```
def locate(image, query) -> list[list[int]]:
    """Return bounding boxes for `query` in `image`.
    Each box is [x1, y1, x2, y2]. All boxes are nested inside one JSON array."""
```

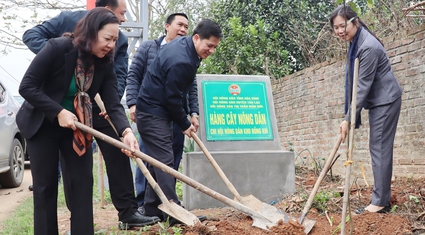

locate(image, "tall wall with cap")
[[271, 25, 425, 182]]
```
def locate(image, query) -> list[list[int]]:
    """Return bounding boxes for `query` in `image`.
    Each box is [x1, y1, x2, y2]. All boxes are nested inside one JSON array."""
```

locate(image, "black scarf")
[[345, 27, 362, 129]]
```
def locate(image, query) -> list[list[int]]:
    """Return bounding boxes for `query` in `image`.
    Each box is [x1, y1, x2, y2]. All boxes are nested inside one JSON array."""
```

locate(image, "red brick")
[[411, 159, 425, 165], [402, 38, 415, 45]]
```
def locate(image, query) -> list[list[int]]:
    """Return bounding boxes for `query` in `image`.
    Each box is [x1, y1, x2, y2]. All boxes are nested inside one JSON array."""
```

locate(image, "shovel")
[[75, 121, 285, 230], [190, 132, 315, 234], [341, 58, 360, 235], [298, 134, 342, 226], [134, 158, 200, 226], [93, 95, 199, 226]]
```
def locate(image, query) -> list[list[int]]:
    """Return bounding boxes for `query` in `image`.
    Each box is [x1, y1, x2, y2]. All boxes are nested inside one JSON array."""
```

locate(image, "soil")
[[56, 166, 425, 234]]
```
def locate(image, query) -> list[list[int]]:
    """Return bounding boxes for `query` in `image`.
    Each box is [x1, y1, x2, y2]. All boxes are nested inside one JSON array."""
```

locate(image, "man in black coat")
[[22, 0, 159, 229], [134, 19, 222, 222], [126, 12, 199, 211]]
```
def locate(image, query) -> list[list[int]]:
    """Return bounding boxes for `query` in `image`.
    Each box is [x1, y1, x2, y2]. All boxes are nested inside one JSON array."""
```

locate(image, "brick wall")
[[271, 25, 425, 182]]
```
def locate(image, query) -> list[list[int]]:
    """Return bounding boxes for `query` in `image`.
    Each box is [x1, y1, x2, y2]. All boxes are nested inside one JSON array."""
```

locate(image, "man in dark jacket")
[[22, 0, 160, 229], [126, 13, 199, 212], [134, 19, 222, 223]]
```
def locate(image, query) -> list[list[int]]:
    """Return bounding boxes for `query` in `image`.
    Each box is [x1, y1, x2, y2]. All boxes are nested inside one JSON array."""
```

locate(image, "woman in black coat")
[[17, 8, 138, 235]]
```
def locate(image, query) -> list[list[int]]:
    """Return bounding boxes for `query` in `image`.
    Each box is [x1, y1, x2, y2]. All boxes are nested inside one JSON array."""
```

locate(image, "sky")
[[0, 0, 137, 95], [0, 2, 60, 94], [0, 49, 35, 94], [0, 1, 75, 95]]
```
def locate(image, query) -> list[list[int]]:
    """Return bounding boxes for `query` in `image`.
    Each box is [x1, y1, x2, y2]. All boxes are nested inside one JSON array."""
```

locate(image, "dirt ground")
[[0, 167, 32, 229], [56, 166, 425, 235]]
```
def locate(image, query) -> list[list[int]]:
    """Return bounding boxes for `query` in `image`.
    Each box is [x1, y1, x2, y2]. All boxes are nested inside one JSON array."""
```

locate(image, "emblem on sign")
[[228, 84, 241, 95]]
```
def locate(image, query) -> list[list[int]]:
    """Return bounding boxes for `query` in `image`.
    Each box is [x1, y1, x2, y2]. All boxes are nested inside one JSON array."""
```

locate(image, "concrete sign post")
[[183, 74, 295, 210]]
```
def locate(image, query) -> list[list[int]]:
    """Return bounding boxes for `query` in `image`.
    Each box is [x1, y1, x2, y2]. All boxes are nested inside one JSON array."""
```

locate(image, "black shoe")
[[138, 205, 145, 215], [355, 205, 391, 214], [377, 205, 391, 213], [168, 215, 207, 226], [198, 215, 207, 222], [354, 207, 366, 214], [28, 185, 33, 191], [118, 211, 160, 230]]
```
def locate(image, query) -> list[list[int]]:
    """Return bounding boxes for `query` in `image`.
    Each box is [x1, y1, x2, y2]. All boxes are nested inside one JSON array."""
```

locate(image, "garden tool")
[[74, 121, 289, 231], [341, 58, 360, 235], [93, 95, 200, 226], [133, 157, 200, 226], [298, 134, 342, 228], [190, 132, 316, 234]]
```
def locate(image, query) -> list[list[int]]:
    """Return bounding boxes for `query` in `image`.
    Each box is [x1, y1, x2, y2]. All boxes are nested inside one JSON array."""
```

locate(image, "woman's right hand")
[[57, 109, 78, 130], [339, 120, 349, 142]]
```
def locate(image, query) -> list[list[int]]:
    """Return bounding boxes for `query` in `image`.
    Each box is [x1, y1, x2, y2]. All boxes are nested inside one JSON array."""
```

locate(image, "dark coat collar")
[[184, 36, 201, 68], [356, 26, 368, 47]]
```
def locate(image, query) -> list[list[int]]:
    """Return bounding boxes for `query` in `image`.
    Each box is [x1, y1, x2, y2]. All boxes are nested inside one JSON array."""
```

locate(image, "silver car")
[[13, 94, 29, 162], [0, 80, 25, 188]]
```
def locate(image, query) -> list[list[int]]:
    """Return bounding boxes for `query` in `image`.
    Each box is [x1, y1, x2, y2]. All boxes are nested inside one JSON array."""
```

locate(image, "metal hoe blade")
[[74, 122, 279, 230], [242, 194, 315, 233], [135, 158, 199, 226], [191, 132, 316, 233]]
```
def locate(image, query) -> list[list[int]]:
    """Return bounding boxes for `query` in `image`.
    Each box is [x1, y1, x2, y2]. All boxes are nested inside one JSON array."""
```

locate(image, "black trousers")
[[172, 122, 185, 171], [62, 108, 138, 220], [137, 112, 180, 219], [28, 118, 93, 235]]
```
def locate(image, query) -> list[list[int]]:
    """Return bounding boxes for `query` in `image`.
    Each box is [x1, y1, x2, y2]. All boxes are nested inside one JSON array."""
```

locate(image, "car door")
[[0, 82, 15, 168]]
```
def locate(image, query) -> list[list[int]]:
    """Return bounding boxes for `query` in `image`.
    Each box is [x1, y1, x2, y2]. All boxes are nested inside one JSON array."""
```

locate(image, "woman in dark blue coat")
[[330, 5, 402, 214], [17, 8, 138, 235]]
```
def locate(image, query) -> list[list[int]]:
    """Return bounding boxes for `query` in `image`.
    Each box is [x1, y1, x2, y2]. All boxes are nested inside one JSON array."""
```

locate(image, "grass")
[[0, 153, 184, 235], [1, 196, 34, 235], [1, 174, 68, 235]]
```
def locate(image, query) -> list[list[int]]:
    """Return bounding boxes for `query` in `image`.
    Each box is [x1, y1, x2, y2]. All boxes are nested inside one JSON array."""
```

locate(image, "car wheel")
[[0, 138, 25, 188]]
